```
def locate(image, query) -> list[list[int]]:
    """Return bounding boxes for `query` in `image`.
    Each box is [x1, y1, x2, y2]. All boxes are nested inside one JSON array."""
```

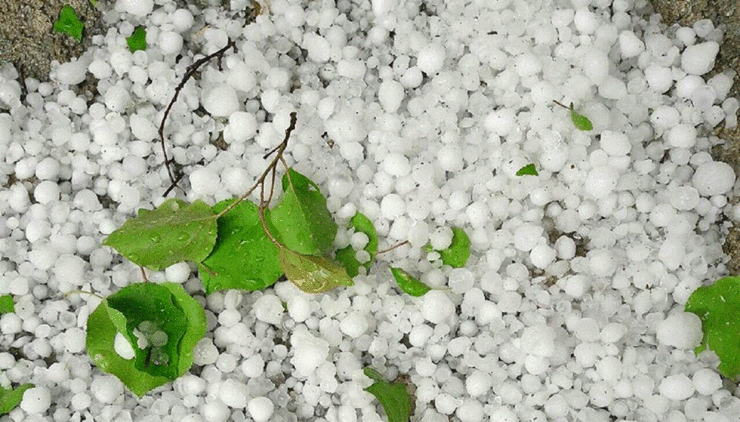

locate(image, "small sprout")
[[554, 100, 593, 131], [53, 5, 84, 42], [127, 26, 147, 52], [364, 368, 413, 422], [516, 163, 538, 176], [0, 295, 13, 315], [391, 267, 431, 297]]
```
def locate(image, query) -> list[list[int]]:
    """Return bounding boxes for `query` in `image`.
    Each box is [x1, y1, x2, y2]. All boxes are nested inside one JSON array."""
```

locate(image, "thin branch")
[[376, 240, 410, 255]]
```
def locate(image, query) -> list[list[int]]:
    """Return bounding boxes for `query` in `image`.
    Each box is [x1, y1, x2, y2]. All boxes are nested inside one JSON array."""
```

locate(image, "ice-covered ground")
[[1, 0, 740, 421]]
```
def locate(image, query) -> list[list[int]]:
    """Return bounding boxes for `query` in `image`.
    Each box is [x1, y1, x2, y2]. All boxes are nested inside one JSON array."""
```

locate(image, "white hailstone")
[[290, 330, 329, 377], [219, 379, 248, 408], [104, 85, 132, 112], [619, 30, 645, 58], [600, 323, 627, 343], [71, 392, 91, 411], [339, 312, 369, 338], [421, 290, 455, 324], [53, 254, 86, 285], [588, 249, 616, 277], [20, 386, 51, 414], [253, 294, 284, 325], [449, 268, 475, 294], [490, 406, 518, 422], [165, 262, 191, 283], [585, 166, 619, 198], [114, 332, 135, 360], [227, 63, 256, 93], [383, 153, 411, 177], [497, 291, 522, 313], [513, 223, 543, 252], [325, 112, 367, 144], [192, 338, 219, 365], [589, 381, 614, 407], [241, 354, 265, 378], [35, 157, 60, 180], [287, 296, 311, 323], [1, 314, 22, 334], [200, 400, 230, 422], [573, 318, 601, 342], [564, 274, 590, 298], [484, 109, 517, 136], [659, 374, 695, 401], [681, 42, 719, 75], [466, 202, 489, 228], [202, 85, 239, 117], [435, 393, 459, 414], [644, 65, 673, 93], [248, 397, 275, 422], [189, 167, 220, 197], [437, 144, 464, 172], [117, 0, 154, 17], [64, 327, 86, 353], [417, 43, 446, 75], [692, 368, 722, 395], [159, 31, 184, 56], [409, 324, 433, 348], [692, 161, 735, 196], [530, 244, 556, 269], [226, 112, 258, 143], [25, 219, 51, 243], [91, 375, 124, 404], [378, 80, 405, 113], [129, 114, 158, 142], [218, 309, 241, 328], [303, 33, 332, 63], [655, 312, 703, 349], [599, 131, 631, 156], [56, 60, 87, 85], [596, 356, 622, 382], [380, 194, 405, 220], [466, 370, 492, 397], [520, 325, 555, 357], [171, 9, 194, 32], [456, 399, 484, 422], [581, 48, 609, 84]]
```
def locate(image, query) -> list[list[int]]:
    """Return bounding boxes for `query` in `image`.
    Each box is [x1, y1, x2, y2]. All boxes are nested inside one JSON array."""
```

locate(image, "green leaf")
[[0, 295, 13, 314], [103, 198, 218, 271], [570, 107, 593, 131], [430, 227, 471, 268], [390, 268, 431, 297], [269, 169, 337, 256], [198, 199, 282, 295], [685, 276, 740, 379], [363, 368, 412, 422], [53, 5, 84, 42], [279, 247, 353, 293], [335, 212, 379, 277], [86, 282, 206, 396], [127, 26, 147, 52], [0, 383, 33, 415], [515, 163, 538, 176]]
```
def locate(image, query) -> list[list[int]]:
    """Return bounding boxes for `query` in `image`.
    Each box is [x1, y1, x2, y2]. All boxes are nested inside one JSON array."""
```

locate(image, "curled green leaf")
[[53, 5, 84, 42], [103, 198, 217, 271], [279, 247, 353, 293], [86, 282, 206, 396], [427, 227, 471, 268], [269, 168, 337, 256], [685, 276, 740, 379], [127, 26, 147, 52], [336, 212, 379, 277], [198, 199, 282, 294], [515, 163, 538, 176], [390, 268, 431, 297], [363, 368, 413, 422]]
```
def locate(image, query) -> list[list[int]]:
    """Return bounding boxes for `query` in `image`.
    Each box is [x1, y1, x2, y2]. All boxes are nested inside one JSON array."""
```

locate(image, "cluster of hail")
[[1, 0, 739, 421]]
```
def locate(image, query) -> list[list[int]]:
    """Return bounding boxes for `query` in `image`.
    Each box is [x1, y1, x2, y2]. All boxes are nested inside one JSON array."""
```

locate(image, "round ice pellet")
[[380, 194, 405, 220], [91, 375, 124, 404], [202, 85, 239, 117], [588, 249, 616, 277], [253, 294, 284, 325], [189, 167, 220, 197], [417, 43, 446, 75], [378, 80, 405, 113], [599, 131, 631, 156], [114, 332, 135, 360], [118, 0, 154, 17], [655, 312, 702, 349], [219, 379, 247, 408], [681, 42, 719, 75], [692, 368, 722, 395], [339, 311, 369, 338], [421, 290, 455, 324], [241, 354, 265, 378], [165, 262, 191, 283], [248, 397, 275, 422], [20, 386, 51, 413], [659, 374, 695, 401], [530, 244, 556, 269], [584, 166, 619, 199], [692, 161, 735, 196]]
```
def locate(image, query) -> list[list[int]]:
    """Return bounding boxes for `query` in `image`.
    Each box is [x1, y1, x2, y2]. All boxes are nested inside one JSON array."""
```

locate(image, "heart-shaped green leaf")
[[269, 169, 337, 256], [53, 5, 84, 42], [0, 383, 33, 415], [103, 198, 217, 271], [336, 212, 378, 277], [390, 268, 431, 297], [86, 282, 206, 396], [685, 276, 740, 379], [127, 26, 147, 52], [364, 368, 413, 422], [279, 247, 353, 293], [198, 199, 282, 294]]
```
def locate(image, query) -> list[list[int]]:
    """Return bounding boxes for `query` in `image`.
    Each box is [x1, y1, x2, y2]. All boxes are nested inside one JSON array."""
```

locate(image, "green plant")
[[0, 295, 13, 314], [127, 26, 147, 52], [554, 100, 593, 131], [53, 5, 84, 42], [335, 212, 378, 277], [424, 227, 471, 268], [685, 276, 740, 380], [0, 383, 33, 415], [390, 268, 431, 297], [516, 163, 538, 176], [364, 368, 413, 422]]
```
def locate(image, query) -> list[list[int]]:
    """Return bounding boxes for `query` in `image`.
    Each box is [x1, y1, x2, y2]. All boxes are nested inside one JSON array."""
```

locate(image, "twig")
[[376, 240, 410, 255]]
